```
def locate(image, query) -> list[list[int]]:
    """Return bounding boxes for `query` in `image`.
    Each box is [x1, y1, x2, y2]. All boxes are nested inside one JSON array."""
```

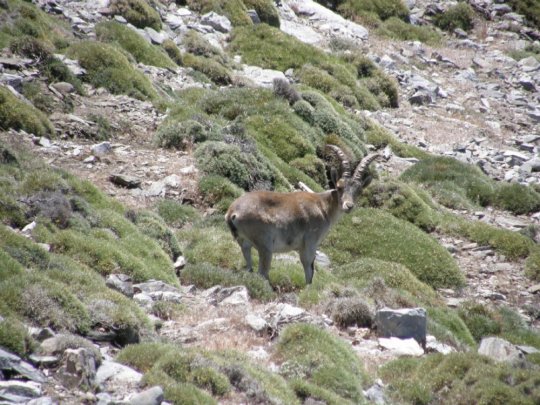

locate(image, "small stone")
[[378, 337, 424, 356], [174, 256, 186, 270], [247, 9, 261, 24], [105, 274, 134, 297], [129, 386, 164, 405], [245, 314, 268, 332], [478, 337, 523, 363], [51, 82, 75, 94], [528, 284, 540, 294], [201, 11, 232, 33], [91, 142, 112, 156], [109, 174, 142, 189], [409, 90, 433, 105], [56, 348, 97, 390], [95, 360, 142, 387]]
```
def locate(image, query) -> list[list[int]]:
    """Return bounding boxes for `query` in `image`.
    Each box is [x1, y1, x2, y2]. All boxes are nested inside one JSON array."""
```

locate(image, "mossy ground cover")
[[228, 24, 398, 110], [67, 41, 157, 100], [509, 0, 540, 29], [276, 323, 368, 403], [0, 85, 54, 136], [380, 352, 540, 405], [117, 343, 299, 404], [96, 21, 176, 69], [110, 0, 161, 31], [0, 139, 174, 336], [322, 208, 465, 289]]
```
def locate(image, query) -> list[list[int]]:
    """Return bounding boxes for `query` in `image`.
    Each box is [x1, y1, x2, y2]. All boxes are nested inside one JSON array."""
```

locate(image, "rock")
[[378, 337, 424, 356], [519, 76, 536, 91], [0, 348, 46, 383], [478, 337, 523, 363], [28, 354, 60, 368], [201, 11, 232, 33], [174, 256, 186, 271], [245, 314, 269, 333], [91, 141, 112, 156], [22, 221, 37, 235], [144, 27, 168, 45], [426, 335, 455, 355], [144, 181, 166, 197], [165, 14, 184, 30], [214, 286, 250, 306], [409, 90, 433, 105], [129, 386, 164, 405], [105, 274, 134, 297], [528, 284, 540, 294], [27, 397, 55, 405], [517, 345, 539, 355], [376, 307, 427, 346], [247, 9, 261, 24], [56, 348, 97, 390], [95, 360, 142, 387], [163, 174, 181, 188], [134, 280, 181, 294], [51, 82, 75, 94], [0, 381, 41, 403], [363, 379, 386, 405], [240, 65, 287, 88], [0, 73, 23, 92], [109, 174, 142, 189]]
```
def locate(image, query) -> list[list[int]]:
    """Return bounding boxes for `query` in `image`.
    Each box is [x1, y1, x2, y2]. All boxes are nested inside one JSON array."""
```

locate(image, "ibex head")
[[326, 145, 379, 213]]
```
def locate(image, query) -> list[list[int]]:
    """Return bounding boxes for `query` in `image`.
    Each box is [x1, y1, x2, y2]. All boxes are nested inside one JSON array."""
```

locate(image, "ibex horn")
[[353, 153, 380, 181], [325, 145, 352, 178]]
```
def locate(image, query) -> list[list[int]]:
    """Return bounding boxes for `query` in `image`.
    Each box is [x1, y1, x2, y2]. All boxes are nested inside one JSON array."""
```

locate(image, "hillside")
[[1, 0, 540, 403]]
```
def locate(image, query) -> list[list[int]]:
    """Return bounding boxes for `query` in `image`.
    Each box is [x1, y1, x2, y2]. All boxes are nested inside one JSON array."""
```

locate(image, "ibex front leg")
[[300, 247, 316, 284]]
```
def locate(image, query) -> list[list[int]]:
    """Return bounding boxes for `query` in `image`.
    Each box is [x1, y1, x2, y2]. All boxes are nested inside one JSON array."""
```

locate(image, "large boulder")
[[376, 308, 427, 347]]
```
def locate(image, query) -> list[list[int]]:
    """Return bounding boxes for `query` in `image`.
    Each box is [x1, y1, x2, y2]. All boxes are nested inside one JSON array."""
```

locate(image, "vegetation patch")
[[323, 208, 465, 289], [156, 199, 199, 228], [434, 3, 475, 32], [336, 0, 409, 22], [0, 85, 54, 136], [96, 21, 176, 69], [376, 17, 442, 45], [67, 41, 157, 100], [401, 156, 540, 214], [110, 0, 162, 31], [243, 0, 280, 27], [186, 0, 252, 26], [277, 323, 368, 402], [508, 0, 540, 29], [380, 352, 540, 404]]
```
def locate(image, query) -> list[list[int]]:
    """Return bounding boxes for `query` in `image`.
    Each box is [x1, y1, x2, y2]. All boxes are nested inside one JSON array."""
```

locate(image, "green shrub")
[[289, 155, 327, 187], [494, 183, 540, 215], [434, 3, 475, 32], [508, 0, 540, 29], [187, 0, 252, 26], [290, 379, 354, 405], [162, 39, 183, 65], [155, 120, 208, 150], [362, 179, 437, 231], [323, 208, 465, 289], [96, 21, 176, 69], [337, 0, 410, 21], [180, 263, 276, 301], [327, 296, 373, 328], [117, 342, 177, 372], [525, 249, 540, 280], [198, 175, 242, 212], [277, 323, 367, 402], [243, 0, 280, 27], [334, 258, 439, 307], [380, 353, 540, 405], [365, 123, 430, 159], [428, 307, 476, 348], [195, 141, 274, 190], [156, 200, 199, 228], [401, 156, 495, 207], [0, 316, 33, 356], [67, 41, 157, 100], [183, 53, 232, 85], [267, 261, 306, 293], [458, 302, 501, 342], [110, 0, 161, 31], [0, 85, 54, 136], [182, 30, 223, 58], [132, 210, 182, 260], [377, 16, 442, 45]]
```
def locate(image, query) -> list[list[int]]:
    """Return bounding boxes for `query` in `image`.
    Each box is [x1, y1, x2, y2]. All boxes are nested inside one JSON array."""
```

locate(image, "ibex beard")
[[225, 146, 379, 284]]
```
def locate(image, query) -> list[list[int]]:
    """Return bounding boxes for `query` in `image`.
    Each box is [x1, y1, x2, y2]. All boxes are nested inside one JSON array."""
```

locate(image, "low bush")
[[162, 39, 183, 65], [110, 0, 161, 31], [428, 307, 476, 348], [508, 0, 540, 29], [154, 119, 209, 150], [180, 263, 276, 301], [0, 316, 33, 356], [0, 85, 54, 136], [243, 0, 280, 27], [67, 41, 157, 100], [323, 208, 465, 289], [380, 352, 540, 404], [132, 210, 182, 260], [156, 200, 199, 228], [183, 53, 232, 85], [434, 3, 475, 32], [195, 141, 275, 190], [365, 123, 430, 159], [186, 0, 252, 26], [198, 175, 243, 212], [458, 301, 501, 342], [494, 183, 540, 215], [96, 21, 176, 69], [326, 296, 373, 328], [277, 323, 368, 402], [377, 17, 442, 45]]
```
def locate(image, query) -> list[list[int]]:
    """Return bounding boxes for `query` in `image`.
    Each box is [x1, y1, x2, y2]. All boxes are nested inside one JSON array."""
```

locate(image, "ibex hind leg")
[[300, 249, 316, 284], [257, 247, 272, 280], [239, 239, 253, 272]]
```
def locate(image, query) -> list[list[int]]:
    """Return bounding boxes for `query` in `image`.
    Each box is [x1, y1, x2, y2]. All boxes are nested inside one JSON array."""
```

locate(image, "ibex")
[[225, 145, 379, 284]]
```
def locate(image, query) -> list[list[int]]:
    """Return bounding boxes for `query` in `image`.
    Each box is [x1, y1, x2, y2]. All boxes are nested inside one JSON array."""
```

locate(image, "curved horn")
[[353, 153, 380, 181], [325, 145, 352, 178]]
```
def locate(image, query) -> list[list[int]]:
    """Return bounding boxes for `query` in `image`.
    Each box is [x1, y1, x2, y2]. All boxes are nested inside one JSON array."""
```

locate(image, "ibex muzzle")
[[225, 146, 379, 284]]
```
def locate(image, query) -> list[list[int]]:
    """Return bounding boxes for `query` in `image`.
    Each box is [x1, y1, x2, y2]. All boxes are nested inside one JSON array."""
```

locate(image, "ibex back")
[[225, 146, 379, 284]]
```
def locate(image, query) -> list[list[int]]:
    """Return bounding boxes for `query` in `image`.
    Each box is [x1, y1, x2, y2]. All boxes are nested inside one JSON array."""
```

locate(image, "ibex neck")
[[319, 189, 343, 222]]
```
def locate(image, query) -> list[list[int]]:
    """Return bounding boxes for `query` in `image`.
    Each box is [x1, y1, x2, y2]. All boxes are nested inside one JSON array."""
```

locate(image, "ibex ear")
[[330, 167, 339, 188], [336, 178, 345, 190], [361, 174, 373, 188]]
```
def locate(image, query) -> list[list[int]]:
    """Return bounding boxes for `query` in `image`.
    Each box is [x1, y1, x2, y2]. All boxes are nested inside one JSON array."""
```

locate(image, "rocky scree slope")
[[1, 0, 540, 404]]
